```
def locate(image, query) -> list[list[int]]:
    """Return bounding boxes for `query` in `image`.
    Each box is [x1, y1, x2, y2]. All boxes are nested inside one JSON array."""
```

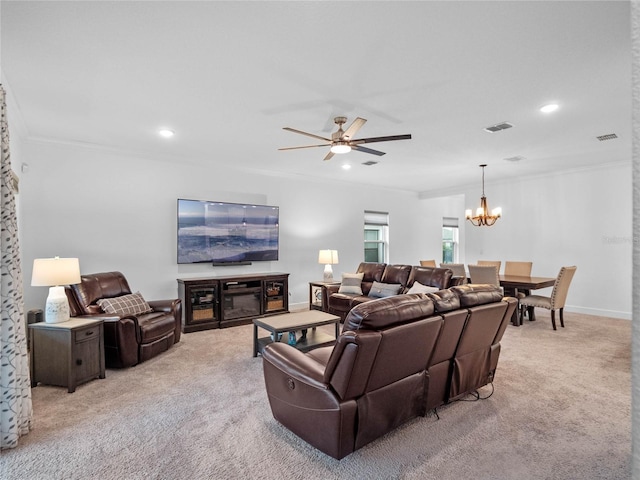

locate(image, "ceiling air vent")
[[596, 133, 618, 141], [362, 161, 378, 166], [484, 122, 513, 133]]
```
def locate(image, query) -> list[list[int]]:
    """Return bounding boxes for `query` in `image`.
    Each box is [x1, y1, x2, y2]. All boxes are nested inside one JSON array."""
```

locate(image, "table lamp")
[[31, 257, 81, 323], [318, 249, 339, 282]]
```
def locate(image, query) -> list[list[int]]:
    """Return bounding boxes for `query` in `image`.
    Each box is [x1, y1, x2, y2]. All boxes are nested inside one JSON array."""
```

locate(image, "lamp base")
[[44, 286, 70, 323], [323, 265, 334, 282]]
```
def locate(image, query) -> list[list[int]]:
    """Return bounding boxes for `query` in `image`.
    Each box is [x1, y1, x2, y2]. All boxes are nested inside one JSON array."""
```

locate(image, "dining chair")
[[419, 260, 436, 267], [477, 260, 502, 274], [504, 261, 532, 277], [504, 261, 533, 316], [440, 263, 468, 284], [518, 266, 577, 330], [468, 264, 500, 288]]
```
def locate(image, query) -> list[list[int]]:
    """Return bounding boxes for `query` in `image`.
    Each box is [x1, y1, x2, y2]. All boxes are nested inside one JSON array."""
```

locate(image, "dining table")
[[499, 274, 556, 326]]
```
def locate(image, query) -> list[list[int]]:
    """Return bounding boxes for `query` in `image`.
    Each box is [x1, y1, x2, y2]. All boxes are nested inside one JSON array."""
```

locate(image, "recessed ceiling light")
[[341, 164, 352, 170], [158, 129, 175, 138], [540, 104, 559, 113]]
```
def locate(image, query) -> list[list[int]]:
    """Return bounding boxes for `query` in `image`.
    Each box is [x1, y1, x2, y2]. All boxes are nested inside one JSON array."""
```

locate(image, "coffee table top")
[[253, 310, 340, 332]]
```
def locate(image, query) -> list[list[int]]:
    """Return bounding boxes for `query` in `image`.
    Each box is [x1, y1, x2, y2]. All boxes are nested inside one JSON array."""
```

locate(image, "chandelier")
[[465, 164, 502, 226]]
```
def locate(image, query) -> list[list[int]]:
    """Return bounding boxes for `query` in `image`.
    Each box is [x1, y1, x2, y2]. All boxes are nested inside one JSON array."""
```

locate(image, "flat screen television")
[[177, 199, 279, 264]]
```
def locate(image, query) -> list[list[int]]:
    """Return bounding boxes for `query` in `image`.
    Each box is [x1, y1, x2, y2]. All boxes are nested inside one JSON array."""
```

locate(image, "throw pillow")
[[368, 281, 402, 298], [96, 291, 153, 316], [338, 272, 364, 295], [407, 281, 440, 295]]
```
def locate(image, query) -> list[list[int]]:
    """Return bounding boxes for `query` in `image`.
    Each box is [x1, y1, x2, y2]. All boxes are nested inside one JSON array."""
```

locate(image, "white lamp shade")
[[31, 257, 81, 286], [318, 250, 339, 265]]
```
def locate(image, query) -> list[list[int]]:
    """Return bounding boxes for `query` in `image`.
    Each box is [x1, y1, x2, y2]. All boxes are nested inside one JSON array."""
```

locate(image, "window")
[[442, 217, 459, 263], [364, 211, 389, 263]]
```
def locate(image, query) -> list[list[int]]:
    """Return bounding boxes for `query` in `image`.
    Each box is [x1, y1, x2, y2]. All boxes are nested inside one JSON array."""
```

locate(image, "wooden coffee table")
[[252, 310, 340, 357]]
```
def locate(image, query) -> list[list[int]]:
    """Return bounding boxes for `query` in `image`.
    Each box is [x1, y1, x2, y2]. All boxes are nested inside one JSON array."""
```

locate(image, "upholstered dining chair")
[[440, 263, 468, 284], [518, 266, 577, 330], [468, 264, 501, 289], [504, 261, 533, 317], [419, 259, 437, 267], [504, 261, 532, 277], [477, 260, 502, 274]]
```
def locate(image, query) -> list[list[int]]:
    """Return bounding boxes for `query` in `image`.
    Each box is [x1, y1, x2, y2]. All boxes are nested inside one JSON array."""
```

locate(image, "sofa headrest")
[[407, 266, 453, 292], [343, 293, 436, 331], [357, 262, 386, 283], [426, 288, 461, 312], [381, 264, 412, 287], [450, 284, 503, 307]]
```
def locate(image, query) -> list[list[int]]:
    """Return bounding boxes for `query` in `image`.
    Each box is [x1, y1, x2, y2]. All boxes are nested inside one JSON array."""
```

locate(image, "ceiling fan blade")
[[351, 134, 412, 144], [342, 117, 367, 140], [283, 127, 332, 142], [352, 145, 386, 156], [323, 151, 335, 161], [278, 144, 330, 151]]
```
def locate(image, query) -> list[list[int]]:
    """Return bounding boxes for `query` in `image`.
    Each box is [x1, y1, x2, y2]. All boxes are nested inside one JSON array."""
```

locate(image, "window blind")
[[443, 217, 459, 228], [364, 211, 389, 226]]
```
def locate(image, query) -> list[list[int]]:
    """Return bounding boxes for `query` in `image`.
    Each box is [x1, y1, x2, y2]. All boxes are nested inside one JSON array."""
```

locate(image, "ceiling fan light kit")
[[330, 142, 351, 154], [280, 116, 411, 161]]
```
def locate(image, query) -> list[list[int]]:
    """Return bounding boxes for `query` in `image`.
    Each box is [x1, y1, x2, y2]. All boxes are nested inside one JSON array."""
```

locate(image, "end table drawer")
[[75, 327, 99, 343]]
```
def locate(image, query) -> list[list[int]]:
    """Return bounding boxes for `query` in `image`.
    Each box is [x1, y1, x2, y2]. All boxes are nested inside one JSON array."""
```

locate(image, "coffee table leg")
[[253, 323, 258, 357]]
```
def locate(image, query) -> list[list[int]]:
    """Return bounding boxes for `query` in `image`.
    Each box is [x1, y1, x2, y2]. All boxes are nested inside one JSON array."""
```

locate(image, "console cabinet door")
[[263, 276, 288, 314], [180, 281, 220, 332]]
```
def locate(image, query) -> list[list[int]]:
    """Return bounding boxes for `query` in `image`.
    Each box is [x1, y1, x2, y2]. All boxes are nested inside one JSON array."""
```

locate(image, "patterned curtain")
[[0, 85, 32, 449]]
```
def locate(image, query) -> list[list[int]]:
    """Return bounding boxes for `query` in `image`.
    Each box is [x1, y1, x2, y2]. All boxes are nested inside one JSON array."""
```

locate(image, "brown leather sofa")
[[65, 271, 181, 368], [324, 262, 460, 321], [262, 284, 516, 459]]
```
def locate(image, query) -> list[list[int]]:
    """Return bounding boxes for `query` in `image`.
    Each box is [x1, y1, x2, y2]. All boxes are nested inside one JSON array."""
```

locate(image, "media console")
[[177, 273, 289, 333]]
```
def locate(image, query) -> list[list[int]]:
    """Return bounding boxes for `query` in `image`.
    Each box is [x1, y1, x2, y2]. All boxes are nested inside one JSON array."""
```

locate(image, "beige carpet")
[[1, 310, 630, 480]]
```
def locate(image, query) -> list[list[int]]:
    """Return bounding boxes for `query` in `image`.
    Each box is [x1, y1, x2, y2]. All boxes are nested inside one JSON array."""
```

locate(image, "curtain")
[[0, 85, 32, 449]]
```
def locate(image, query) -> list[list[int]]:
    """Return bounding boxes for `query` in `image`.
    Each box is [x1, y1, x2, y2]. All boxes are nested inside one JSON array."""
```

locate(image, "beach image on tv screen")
[[177, 200, 279, 264]]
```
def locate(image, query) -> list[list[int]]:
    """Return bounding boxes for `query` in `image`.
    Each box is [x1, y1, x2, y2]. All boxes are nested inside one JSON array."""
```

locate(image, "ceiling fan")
[[279, 116, 412, 161]]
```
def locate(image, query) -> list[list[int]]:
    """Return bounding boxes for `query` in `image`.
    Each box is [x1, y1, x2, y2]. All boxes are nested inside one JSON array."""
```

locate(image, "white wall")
[[13, 134, 632, 319], [426, 163, 631, 319], [18, 140, 425, 312]]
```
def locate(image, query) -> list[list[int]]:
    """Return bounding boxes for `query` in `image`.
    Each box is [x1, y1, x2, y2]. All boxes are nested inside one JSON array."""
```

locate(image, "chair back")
[[504, 261, 532, 276], [478, 260, 502, 274], [468, 264, 500, 286], [66, 271, 132, 315], [419, 259, 436, 267], [550, 266, 577, 309], [440, 263, 468, 284]]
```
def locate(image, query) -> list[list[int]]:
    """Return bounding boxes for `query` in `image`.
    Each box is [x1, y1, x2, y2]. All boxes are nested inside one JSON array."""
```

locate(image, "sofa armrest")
[[148, 299, 179, 313], [147, 299, 182, 343], [262, 342, 329, 389], [450, 275, 466, 286], [324, 284, 340, 295]]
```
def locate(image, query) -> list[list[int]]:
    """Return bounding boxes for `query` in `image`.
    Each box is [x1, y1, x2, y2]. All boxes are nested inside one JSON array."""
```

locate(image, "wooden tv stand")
[[178, 273, 289, 333]]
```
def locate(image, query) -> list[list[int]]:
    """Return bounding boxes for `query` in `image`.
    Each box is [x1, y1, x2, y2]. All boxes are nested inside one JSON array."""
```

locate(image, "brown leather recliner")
[[262, 285, 516, 459], [65, 271, 181, 368]]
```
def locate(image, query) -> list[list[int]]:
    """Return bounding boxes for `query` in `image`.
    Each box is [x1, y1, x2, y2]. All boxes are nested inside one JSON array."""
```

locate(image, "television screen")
[[177, 199, 279, 264]]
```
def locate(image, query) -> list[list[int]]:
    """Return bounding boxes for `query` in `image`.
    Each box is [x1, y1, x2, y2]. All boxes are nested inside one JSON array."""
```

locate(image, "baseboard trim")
[[565, 305, 631, 321]]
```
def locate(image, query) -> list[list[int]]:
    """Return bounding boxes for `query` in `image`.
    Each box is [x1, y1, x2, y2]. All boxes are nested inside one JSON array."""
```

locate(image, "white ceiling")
[[1, 1, 631, 195]]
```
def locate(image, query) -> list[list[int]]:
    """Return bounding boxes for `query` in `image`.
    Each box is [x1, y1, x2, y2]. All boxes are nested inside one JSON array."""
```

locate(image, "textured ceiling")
[[1, 1, 631, 195]]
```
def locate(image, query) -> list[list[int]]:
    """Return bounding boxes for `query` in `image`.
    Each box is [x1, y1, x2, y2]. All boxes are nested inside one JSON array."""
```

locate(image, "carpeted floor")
[[0, 310, 631, 480]]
